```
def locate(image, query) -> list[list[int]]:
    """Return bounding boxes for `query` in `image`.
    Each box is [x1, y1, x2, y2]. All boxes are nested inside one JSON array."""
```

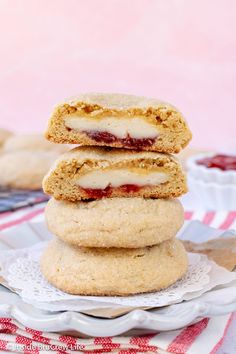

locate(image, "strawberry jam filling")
[[82, 186, 112, 199], [119, 184, 141, 193], [82, 184, 142, 198], [84, 131, 156, 149], [197, 154, 236, 171]]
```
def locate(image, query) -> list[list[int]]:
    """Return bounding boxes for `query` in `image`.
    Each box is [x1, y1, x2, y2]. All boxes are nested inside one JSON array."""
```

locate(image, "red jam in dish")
[[197, 154, 236, 171], [85, 131, 157, 149], [82, 184, 142, 199]]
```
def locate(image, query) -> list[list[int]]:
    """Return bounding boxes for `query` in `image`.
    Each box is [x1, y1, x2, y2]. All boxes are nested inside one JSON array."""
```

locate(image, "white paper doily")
[[0, 241, 213, 311]]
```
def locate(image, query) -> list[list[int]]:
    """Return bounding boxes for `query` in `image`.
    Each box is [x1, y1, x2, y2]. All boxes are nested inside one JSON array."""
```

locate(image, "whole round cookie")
[[41, 238, 188, 296], [45, 198, 184, 248], [0, 128, 13, 147], [0, 151, 59, 190], [3, 134, 67, 153]]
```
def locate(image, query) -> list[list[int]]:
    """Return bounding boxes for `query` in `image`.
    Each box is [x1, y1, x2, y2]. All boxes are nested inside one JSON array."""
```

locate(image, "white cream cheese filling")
[[64, 116, 159, 139], [76, 169, 168, 189]]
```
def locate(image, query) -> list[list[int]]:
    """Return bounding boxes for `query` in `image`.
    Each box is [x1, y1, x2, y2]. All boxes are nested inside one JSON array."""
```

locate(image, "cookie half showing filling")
[[40, 238, 188, 296], [45, 93, 192, 153], [45, 198, 184, 248], [43, 146, 187, 201]]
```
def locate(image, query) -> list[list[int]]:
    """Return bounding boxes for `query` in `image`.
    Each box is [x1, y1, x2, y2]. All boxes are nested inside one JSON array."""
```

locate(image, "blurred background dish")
[[183, 175, 236, 211], [187, 153, 236, 184], [181, 152, 236, 210]]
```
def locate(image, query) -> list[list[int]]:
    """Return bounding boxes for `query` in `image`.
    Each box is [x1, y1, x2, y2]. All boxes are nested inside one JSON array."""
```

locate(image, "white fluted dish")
[[0, 285, 236, 336], [187, 153, 236, 184], [187, 174, 236, 210]]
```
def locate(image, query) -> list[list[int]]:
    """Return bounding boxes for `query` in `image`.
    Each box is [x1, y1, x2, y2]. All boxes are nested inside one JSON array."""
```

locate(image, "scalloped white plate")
[[1, 284, 236, 336]]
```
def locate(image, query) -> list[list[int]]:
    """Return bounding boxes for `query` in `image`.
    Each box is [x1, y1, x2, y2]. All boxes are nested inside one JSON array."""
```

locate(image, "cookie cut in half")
[[41, 238, 188, 296], [45, 198, 184, 248], [45, 93, 192, 153], [43, 146, 187, 201]]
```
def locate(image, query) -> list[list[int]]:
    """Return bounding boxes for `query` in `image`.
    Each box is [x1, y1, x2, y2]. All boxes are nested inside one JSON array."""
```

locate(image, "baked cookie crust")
[[45, 198, 184, 248], [41, 238, 188, 296]]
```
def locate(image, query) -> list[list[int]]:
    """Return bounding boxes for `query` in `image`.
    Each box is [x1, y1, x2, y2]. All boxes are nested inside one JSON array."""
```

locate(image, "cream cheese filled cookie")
[[45, 93, 192, 153], [43, 146, 187, 201]]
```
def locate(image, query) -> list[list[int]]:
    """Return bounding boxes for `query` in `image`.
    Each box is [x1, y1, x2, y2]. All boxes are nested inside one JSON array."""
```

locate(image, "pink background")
[[0, 0, 235, 151]]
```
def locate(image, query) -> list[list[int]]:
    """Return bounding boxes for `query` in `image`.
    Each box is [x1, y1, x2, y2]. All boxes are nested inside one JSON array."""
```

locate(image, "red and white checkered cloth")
[[0, 203, 235, 354], [0, 315, 233, 354]]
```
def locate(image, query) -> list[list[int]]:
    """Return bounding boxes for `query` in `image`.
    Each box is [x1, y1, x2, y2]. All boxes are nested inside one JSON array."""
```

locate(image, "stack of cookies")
[[41, 93, 192, 296]]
